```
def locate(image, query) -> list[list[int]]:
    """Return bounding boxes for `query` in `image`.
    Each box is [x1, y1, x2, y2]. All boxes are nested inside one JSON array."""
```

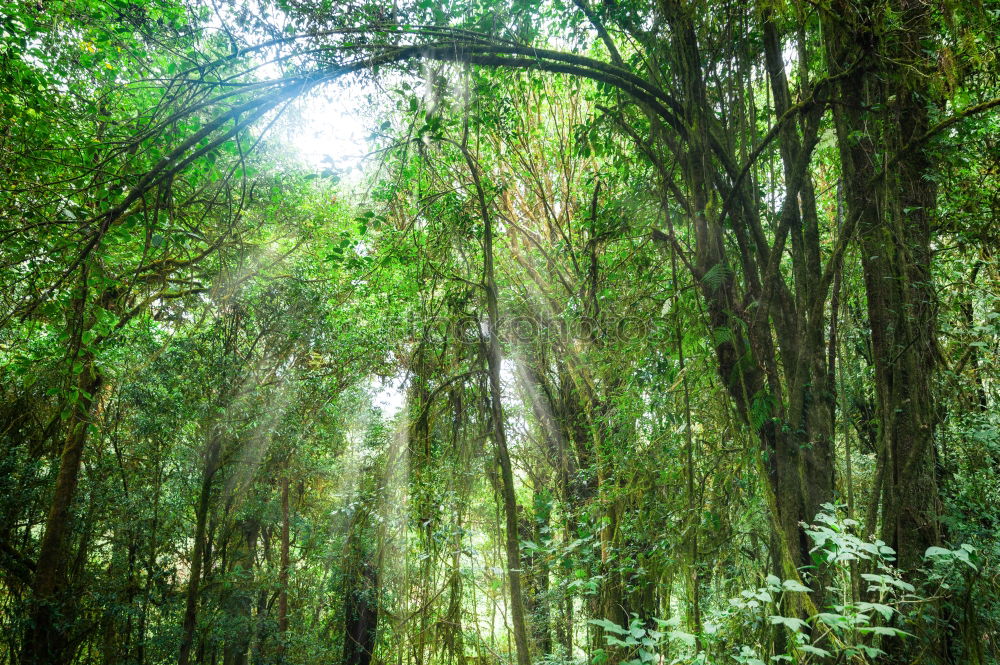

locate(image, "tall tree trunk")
[[658, 0, 834, 588], [20, 352, 103, 665], [178, 434, 222, 665], [533, 493, 552, 655], [343, 556, 380, 665], [875, 0, 942, 570], [223, 519, 257, 665], [761, 10, 836, 549], [673, 245, 701, 645], [278, 475, 290, 638], [484, 209, 533, 665], [463, 146, 533, 665], [823, 0, 941, 573]]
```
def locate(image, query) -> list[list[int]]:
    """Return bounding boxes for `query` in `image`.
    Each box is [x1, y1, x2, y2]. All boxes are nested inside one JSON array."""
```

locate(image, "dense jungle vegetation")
[[1, 0, 999, 663]]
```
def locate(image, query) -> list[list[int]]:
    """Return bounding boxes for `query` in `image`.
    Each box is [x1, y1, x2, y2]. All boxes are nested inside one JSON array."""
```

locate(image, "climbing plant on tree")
[[2, 0, 1000, 664]]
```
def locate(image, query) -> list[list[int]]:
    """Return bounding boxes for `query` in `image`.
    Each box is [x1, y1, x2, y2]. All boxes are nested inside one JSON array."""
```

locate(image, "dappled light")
[[1, 1, 999, 665]]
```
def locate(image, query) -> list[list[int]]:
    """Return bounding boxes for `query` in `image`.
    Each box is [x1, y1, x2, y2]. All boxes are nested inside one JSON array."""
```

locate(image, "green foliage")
[[1, 1, 999, 664]]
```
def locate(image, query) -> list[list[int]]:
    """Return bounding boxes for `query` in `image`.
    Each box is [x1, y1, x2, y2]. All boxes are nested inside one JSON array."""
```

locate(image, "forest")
[[1, 0, 999, 663]]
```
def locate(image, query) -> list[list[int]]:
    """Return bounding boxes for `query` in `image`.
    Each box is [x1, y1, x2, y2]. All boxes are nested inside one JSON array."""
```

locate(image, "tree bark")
[[222, 519, 257, 665], [657, 0, 834, 588], [468, 147, 533, 665], [20, 353, 103, 665], [278, 475, 290, 638], [343, 532, 380, 665], [178, 433, 222, 665], [823, 0, 941, 573]]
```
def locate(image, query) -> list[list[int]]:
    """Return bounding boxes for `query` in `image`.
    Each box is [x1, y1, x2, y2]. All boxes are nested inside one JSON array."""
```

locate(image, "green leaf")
[[797, 645, 831, 657], [857, 602, 894, 621], [859, 626, 913, 638], [667, 630, 696, 647], [589, 618, 627, 635], [781, 579, 811, 593], [702, 262, 731, 291], [768, 616, 807, 632]]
